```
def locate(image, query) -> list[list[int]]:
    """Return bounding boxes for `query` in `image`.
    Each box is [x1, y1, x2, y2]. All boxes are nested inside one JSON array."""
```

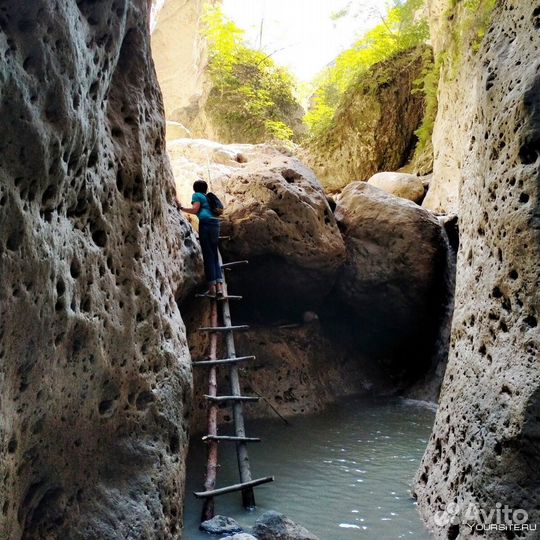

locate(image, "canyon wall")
[[151, 0, 217, 140], [415, 1, 540, 537], [421, 0, 494, 213], [0, 1, 200, 539]]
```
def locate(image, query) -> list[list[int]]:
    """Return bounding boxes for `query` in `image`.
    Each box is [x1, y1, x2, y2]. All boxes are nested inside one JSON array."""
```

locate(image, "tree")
[[306, 0, 429, 137], [203, 6, 304, 144]]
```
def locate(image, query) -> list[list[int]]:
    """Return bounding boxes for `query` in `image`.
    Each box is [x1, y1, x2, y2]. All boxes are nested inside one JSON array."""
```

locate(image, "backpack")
[[206, 192, 224, 216]]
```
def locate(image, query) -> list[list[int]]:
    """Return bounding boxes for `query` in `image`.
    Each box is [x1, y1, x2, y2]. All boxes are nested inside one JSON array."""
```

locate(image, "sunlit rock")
[[415, 2, 540, 536], [368, 171, 426, 203], [0, 1, 200, 538], [302, 46, 430, 192]]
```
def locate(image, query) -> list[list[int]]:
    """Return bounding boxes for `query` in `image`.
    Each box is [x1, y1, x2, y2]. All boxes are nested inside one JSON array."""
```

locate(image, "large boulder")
[[168, 140, 346, 317], [367, 171, 426, 203], [0, 1, 199, 539], [252, 511, 319, 540], [217, 149, 346, 318], [415, 2, 540, 537], [303, 46, 430, 192], [334, 182, 451, 380]]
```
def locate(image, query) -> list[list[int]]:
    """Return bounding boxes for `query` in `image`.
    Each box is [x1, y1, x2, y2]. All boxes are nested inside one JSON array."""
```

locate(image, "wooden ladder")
[[192, 253, 274, 521]]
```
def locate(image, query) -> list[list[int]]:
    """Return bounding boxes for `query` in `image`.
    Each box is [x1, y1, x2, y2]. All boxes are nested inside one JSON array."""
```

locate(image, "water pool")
[[183, 396, 435, 540]]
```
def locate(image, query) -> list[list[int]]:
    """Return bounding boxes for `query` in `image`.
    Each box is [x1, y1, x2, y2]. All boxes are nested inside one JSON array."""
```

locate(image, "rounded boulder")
[[367, 171, 426, 203]]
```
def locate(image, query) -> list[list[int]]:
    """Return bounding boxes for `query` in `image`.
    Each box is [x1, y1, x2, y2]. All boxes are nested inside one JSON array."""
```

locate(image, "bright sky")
[[222, 0, 390, 82]]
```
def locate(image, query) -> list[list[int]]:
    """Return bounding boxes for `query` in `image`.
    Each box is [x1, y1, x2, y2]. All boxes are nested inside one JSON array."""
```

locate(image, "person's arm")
[[180, 202, 200, 215], [179, 193, 201, 215]]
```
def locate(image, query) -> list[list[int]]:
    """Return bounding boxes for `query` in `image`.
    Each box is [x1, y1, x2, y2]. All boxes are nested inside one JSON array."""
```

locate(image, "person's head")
[[193, 180, 208, 194]]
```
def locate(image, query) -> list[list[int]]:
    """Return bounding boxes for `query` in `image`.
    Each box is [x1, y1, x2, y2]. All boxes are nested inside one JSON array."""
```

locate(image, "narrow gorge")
[[0, 0, 539, 539]]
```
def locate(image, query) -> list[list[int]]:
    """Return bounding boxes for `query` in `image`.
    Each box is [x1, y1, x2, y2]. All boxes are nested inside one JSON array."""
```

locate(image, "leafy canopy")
[[203, 5, 302, 144], [306, 0, 429, 137]]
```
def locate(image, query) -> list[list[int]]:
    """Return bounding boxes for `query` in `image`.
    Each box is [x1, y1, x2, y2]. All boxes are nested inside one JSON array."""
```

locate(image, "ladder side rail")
[[218, 249, 256, 510], [201, 300, 219, 521]]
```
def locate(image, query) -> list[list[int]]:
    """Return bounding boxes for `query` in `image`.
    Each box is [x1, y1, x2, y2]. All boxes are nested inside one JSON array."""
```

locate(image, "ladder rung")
[[204, 395, 260, 403], [193, 355, 255, 367], [202, 435, 261, 443], [194, 476, 274, 499], [198, 325, 249, 333], [222, 260, 249, 269], [194, 293, 243, 301]]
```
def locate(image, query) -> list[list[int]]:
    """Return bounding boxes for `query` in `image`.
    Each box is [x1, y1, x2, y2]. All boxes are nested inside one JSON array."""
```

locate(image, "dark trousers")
[[199, 220, 223, 285]]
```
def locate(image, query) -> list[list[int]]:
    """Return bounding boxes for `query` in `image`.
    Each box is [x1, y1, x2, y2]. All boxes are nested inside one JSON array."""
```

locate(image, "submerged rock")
[[335, 182, 451, 382], [367, 171, 426, 203], [200, 515, 244, 536], [0, 1, 199, 539], [252, 511, 319, 540], [415, 1, 540, 536], [220, 535, 257, 540]]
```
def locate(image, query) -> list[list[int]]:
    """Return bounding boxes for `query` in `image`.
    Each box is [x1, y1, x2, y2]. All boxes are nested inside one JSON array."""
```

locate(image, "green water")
[[183, 397, 435, 540]]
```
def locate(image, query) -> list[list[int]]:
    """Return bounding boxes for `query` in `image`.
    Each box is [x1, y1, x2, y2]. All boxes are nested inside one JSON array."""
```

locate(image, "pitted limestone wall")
[[414, 2, 540, 538], [0, 1, 201, 539]]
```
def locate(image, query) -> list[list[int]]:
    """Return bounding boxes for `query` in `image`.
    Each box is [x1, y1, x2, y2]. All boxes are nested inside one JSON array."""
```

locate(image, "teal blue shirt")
[[192, 192, 217, 222]]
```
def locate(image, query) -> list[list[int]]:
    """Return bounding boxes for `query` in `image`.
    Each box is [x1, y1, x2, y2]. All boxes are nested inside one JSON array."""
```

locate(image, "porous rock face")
[[151, 0, 217, 140], [421, 0, 480, 214], [415, 2, 540, 537], [0, 2, 200, 539], [303, 46, 429, 192], [367, 171, 426, 203], [335, 182, 451, 382], [187, 319, 384, 428]]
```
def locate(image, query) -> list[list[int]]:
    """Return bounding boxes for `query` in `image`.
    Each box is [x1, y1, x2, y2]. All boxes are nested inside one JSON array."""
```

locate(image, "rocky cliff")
[[151, 0, 217, 140], [415, 1, 540, 537], [421, 0, 496, 213], [0, 1, 200, 539], [303, 46, 430, 192]]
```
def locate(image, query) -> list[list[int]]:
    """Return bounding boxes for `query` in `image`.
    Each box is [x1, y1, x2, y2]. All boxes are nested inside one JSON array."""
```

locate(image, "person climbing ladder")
[[179, 180, 224, 297]]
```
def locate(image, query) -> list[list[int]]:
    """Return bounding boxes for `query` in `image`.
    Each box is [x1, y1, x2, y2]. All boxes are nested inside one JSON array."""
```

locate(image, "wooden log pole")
[[194, 476, 274, 499], [201, 299, 219, 522], [218, 251, 257, 510]]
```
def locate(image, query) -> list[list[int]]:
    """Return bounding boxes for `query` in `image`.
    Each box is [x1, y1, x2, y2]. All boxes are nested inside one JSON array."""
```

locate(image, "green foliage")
[[203, 6, 303, 144], [410, 0, 496, 172], [443, 0, 497, 77], [412, 49, 440, 168], [306, 0, 429, 137]]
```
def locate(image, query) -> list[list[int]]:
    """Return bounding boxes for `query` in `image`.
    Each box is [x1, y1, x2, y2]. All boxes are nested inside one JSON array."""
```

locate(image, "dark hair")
[[193, 180, 208, 194]]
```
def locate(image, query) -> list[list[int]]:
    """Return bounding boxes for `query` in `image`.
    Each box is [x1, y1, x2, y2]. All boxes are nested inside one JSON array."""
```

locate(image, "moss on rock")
[[303, 46, 431, 192]]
